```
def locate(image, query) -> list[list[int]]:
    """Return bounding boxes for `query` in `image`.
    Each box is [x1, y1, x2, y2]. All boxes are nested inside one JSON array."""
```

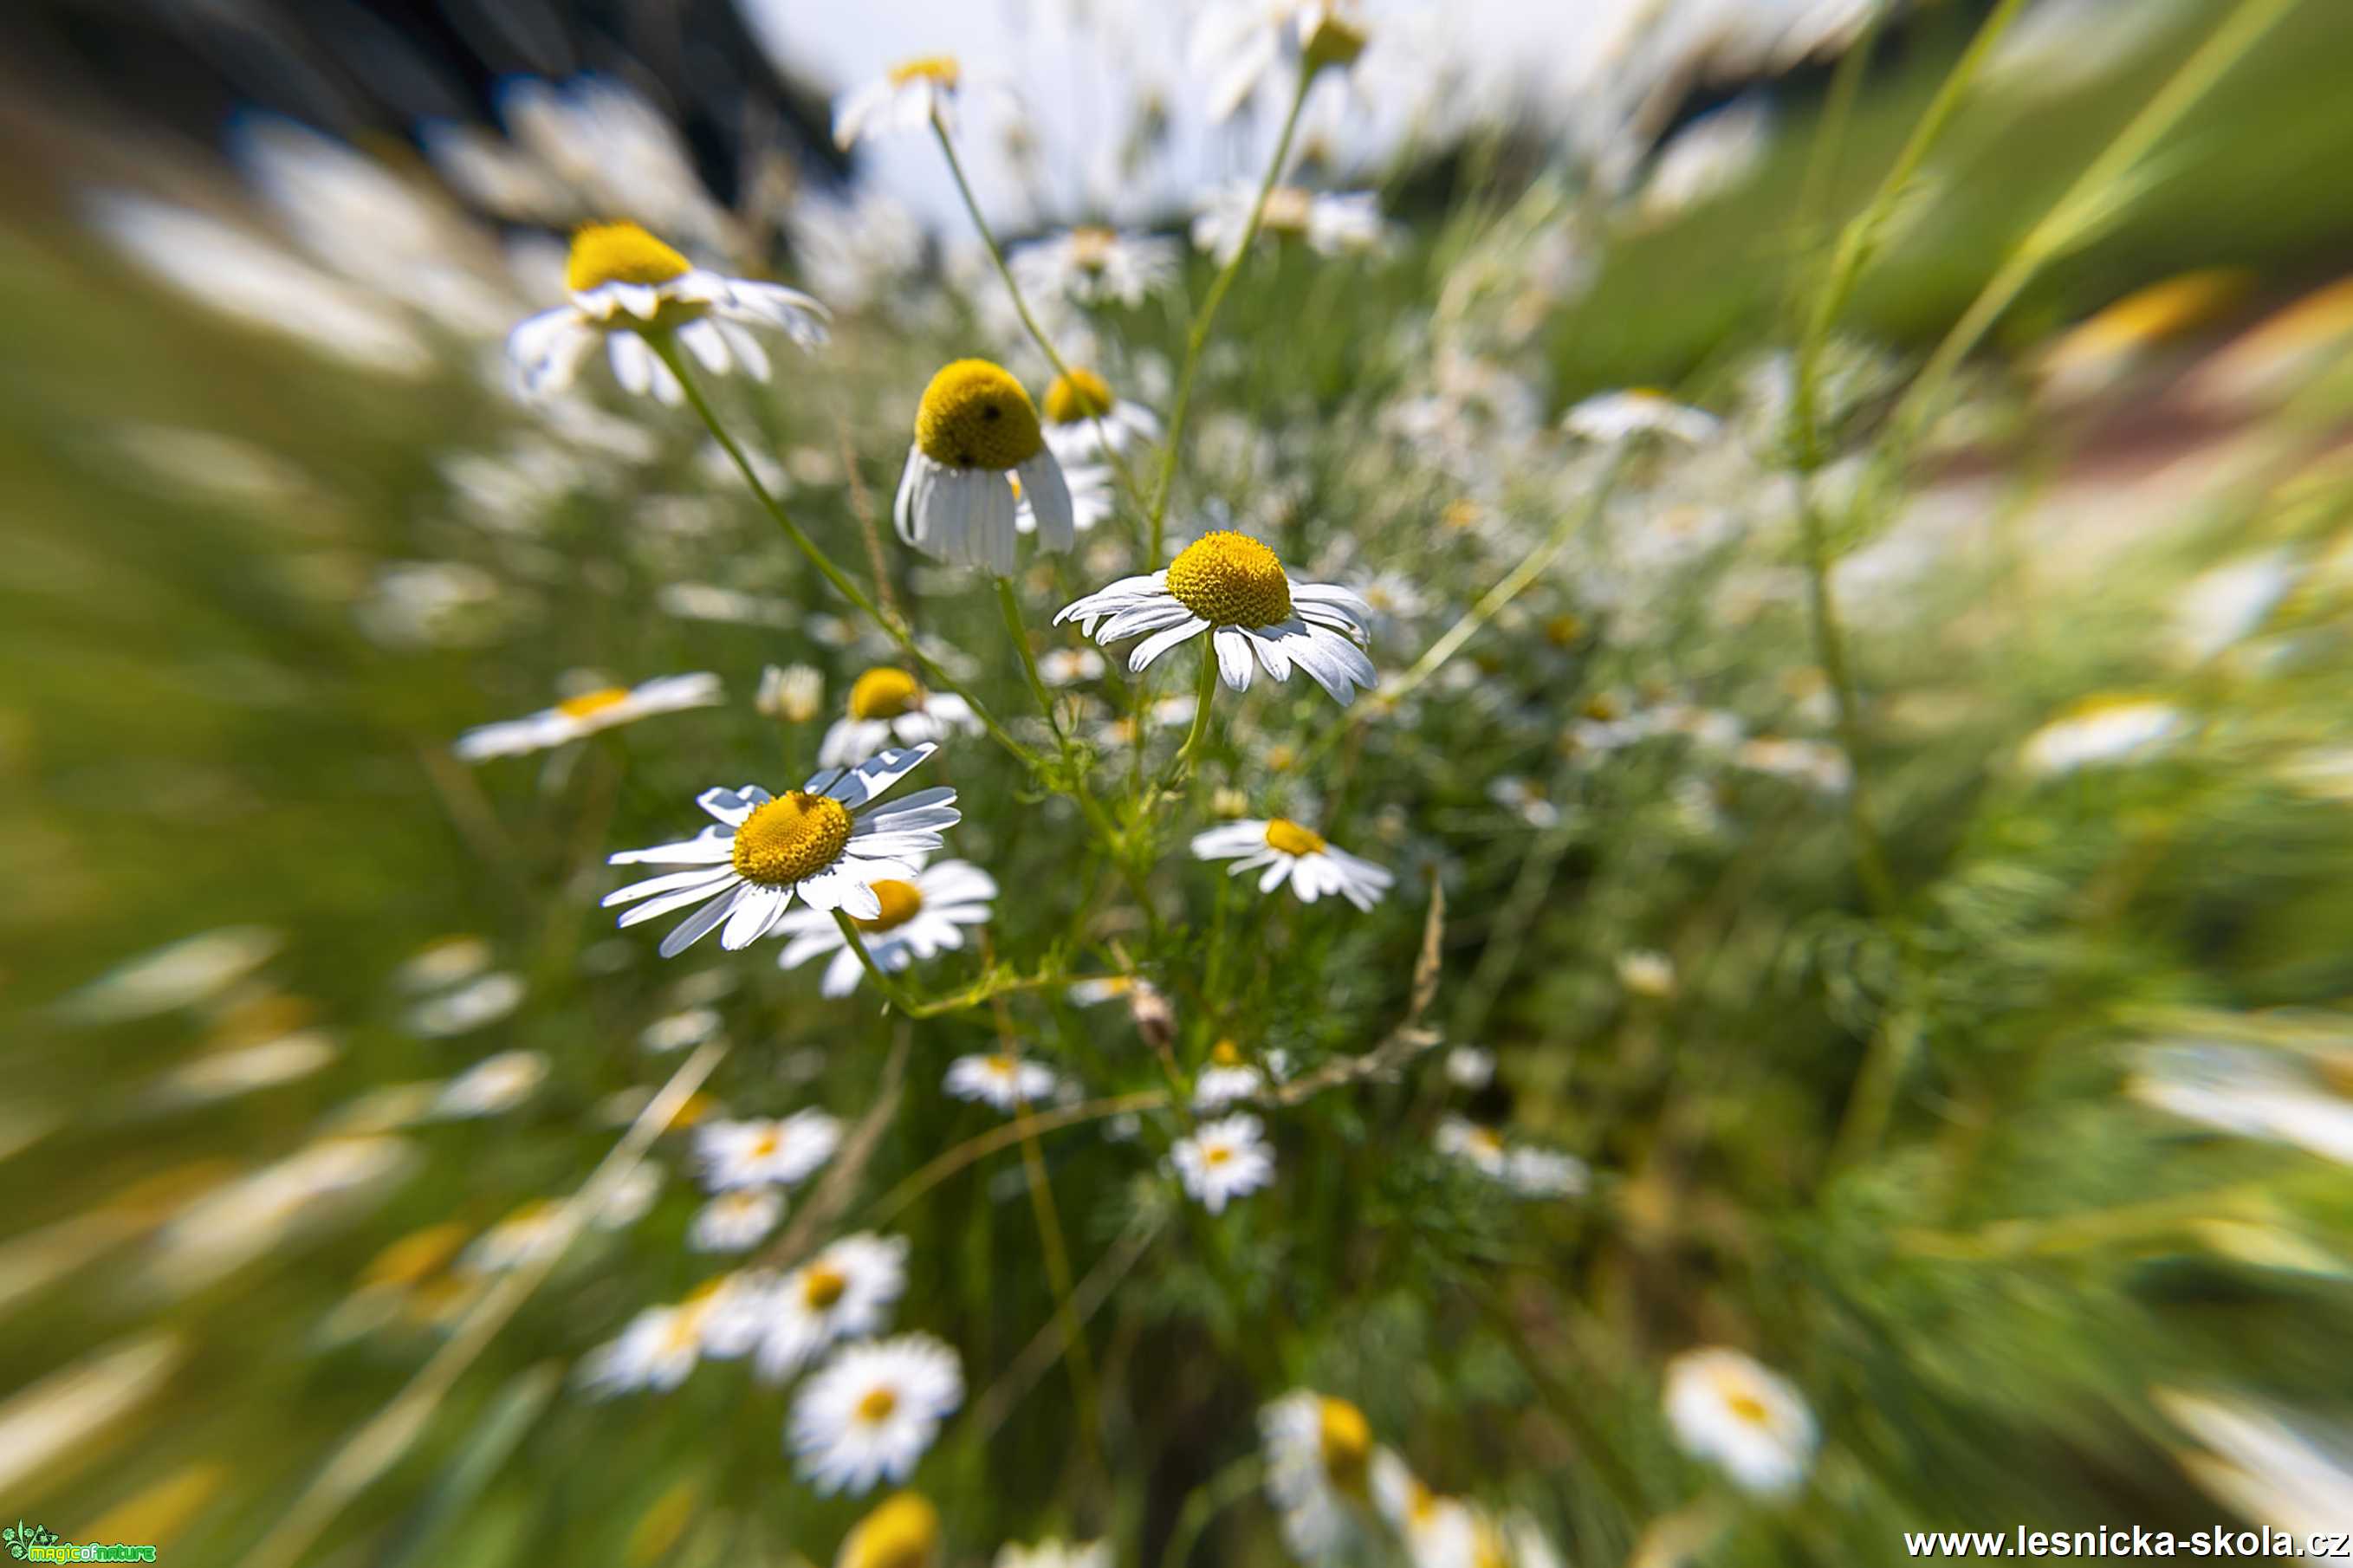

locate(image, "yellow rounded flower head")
[[1319, 1396, 1374, 1494], [853, 879, 924, 933], [1044, 367, 1116, 426], [1264, 819, 1327, 857], [836, 1492, 941, 1568], [1169, 531, 1295, 628], [848, 667, 925, 721], [730, 794, 854, 886], [566, 222, 693, 294], [916, 360, 1045, 470], [887, 55, 960, 90]]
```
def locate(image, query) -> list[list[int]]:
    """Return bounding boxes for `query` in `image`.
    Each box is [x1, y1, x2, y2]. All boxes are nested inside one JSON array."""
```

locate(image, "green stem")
[[651, 336, 1042, 772], [1146, 68, 1316, 566], [831, 910, 922, 1013], [1796, 489, 1901, 917], [995, 574, 1066, 747], [1166, 636, 1222, 784]]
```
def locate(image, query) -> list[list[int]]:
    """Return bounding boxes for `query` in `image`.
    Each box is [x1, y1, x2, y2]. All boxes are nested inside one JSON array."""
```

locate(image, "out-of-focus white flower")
[[1637, 100, 1773, 221], [355, 561, 509, 651], [2129, 1040, 2353, 1167], [2155, 1387, 2353, 1547], [1191, 1, 1371, 121], [434, 1051, 548, 1117], [1488, 774, 1561, 828], [1194, 1040, 1271, 1111], [759, 664, 826, 723], [1663, 1347, 1818, 1496], [1563, 389, 1720, 445], [1039, 647, 1106, 686], [1260, 1390, 1377, 1560], [689, 1189, 784, 1253], [2020, 697, 2188, 777], [943, 1053, 1062, 1113], [146, 1138, 415, 1293], [1038, 367, 1161, 465], [1010, 226, 1180, 308], [640, 1008, 723, 1054], [1193, 185, 1387, 263], [53, 927, 281, 1024], [404, 972, 526, 1038], [1445, 1046, 1496, 1090], [1617, 949, 1677, 999], [756, 1233, 913, 1383], [580, 1299, 711, 1396], [697, 1111, 845, 1191], [456, 673, 722, 761], [834, 57, 967, 149], [1173, 1114, 1276, 1213], [789, 1334, 965, 1494], [995, 1539, 1113, 1568], [786, 188, 927, 313], [1733, 736, 1852, 794], [779, 860, 997, 998], [2172, 551, 2298, 664], [820, 671, 982, 768], [1191, 819, 1394, 910]]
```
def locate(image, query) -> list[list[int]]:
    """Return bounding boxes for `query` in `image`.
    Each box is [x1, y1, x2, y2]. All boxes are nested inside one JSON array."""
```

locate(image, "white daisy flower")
[[1663, 1347, 1819, 1497], [1637, 100, 1773, 222], [1260, 1390, 1377, 1560], [1066, 975, 1149, 1007], [758, 664, 826, 723], [455, 672, 722, 761], [1445, 1046, 1496, 1090], [1487, 774, 1562, 828], [403, 970, 525, 1037], [837, 1492, 943, 1568], [819, 671, 982, 769], [1008, 224, 1179, 308], [601, 745, 960, 957], [1057, 532, 1376, 703], [833, 56, 963, 149], [895, 360, 1077, 575], [1193, 1040, 1268, 1111], [1191, 1, 1371, 121], [392, 936, 489, 994], [1617, 949, 1677, 998], [2020, 696, 2189, 776], [1734, 736, 1853, 794], [1504, 1147, 1589, 1199], [689, 1188, 783, 1253], [1562, 389, 1721, 445], [789, 1333, 965, 1495], [640, 1006, 722, 1054], [1371, 1450, 1479, 1568], [1039, 647, 1105, 685], [2127, 1040, 2353, 1166], [756, 1232, 912, 1383], [697, 1269, 781, 1360], [459, 1198, 565, 1275], [1192, 184, 1387, 264], [1189, 819, 1393, 910], [580, 1299, 711, 1396], [775, 860, 997, 998], [55, 925, 281, 1023], [695, 1111, 844, 1191], [995, 1541, 1112, 1568], [1172, 1114, 1276, 1214], [943, 1052, 1061, 1113], [1036, 367, 1161, 465], [1434, 1114, 1510, 1178], [600, 1163, 664, 1228], [507, 221, 826, 404], [434, 1050, 546, 1118], [2155, 1388, 2353, 1549]]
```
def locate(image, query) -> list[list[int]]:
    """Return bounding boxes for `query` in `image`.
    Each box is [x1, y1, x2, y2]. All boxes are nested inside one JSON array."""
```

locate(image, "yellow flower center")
[[2317, 1053, 2353, 1098], [803, 1264, 848, 1310], [566, 222, 692, 293], [1583, 693, 1623, 721], [1469, 1126, 1504, 1157], [848, 667, 924, 721], [1068, 225, 1118, 269], [1264, 819, 1326, 857], [731, 794, 853, 887], [1302, 8, 1370, 71], [556, 686, 632, 720], [915, 360, 1044, 470], [1318, 1397, 1373, 1495], [853, 879, 925, 934], [1726, 1390, 1772, 1427], [1044, 367, 1116, 426], [1203, 1143, 1234, 1167], [362, 1223, 468, 1289], [1544, 613, 1585, 647], [888, 55, 961, 89], [842, 1493, 941, 1568], [1210, 1039, 1242, 1067], [856, 1386, 900, 1424], [749, 1128, 781, 1159], [1440, 498, 1482, 530], [1261, 186, 1313, 236], [1167, 531, 1293, 627]]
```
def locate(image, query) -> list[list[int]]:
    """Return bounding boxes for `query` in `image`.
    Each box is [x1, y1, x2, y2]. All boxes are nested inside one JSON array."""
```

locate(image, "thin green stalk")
[[1147, 68, 1316, 565], [831, 910, 924, 1013], [996, 574, 1067, 747], [1796, 489, 1901, 917], [1015, 1111, 1105, 1472], [1166, 637, 1222, 783], [651, 337, 1040, 771]]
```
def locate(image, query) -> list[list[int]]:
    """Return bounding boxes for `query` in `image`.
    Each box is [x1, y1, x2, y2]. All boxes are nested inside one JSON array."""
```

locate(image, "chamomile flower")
[[1260, 1390, 1377, 1560], [789, 1333, 965, 1494], [1193, 184, 1387, 263], [943, 1053, 1061, 1113], [507, 221, 826, 404], [838, 1493, 943, 1568], [1037, 367, 1161, 464], [1056, 531, 1376, 703], [776, 860, 997, 998], [995, 1540, 1112, 1568], [895, 360, 1076, 575], [1503, 1147, 1589, 1198], [1194, 1040, 1268, 1111], [819, 671, 982, 769], [696, 1111, 843, 1191], [2020, 696, 2188, 776], [756, 1232, 913, 1383], [1039, 647, 1105, 685], [1192, 1, 1371, 121], [833, 57, 964, 149], [454, 672, 721, 761], [689, 1189, 783, 1253], [580, 1300, 710, 1396], [1172, 1114, 1275, 1214], [1434, 1114, 1510, 1178], [1663, 1347, 1819, 1497], [601, 746, 960, 956], [1190, 819, 1393, 910], [1617, 949, 1677, 998], [758, 664, 826, 722], [1009, 225, 1179, 308], [434, 1051, 546, 1118], [1445, 1046, 1496, 1090], [1563, 389, 1721, 445], [639, 1006, 722, 1054]]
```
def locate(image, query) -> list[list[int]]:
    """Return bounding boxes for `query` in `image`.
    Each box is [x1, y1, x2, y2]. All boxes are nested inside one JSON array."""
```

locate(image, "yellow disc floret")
[[1317, 1396, 1374, 1494], [848, 667, 925, 721], [1264, 819, 1326, 858], [803, 1264, 848, 1309], [1210, 1039, 1243, 1067], [1303, 9, 1370, 72], [1044, 367, 1115, 426], [915, 360, 1045, 470], [1068, 225, 1118, 269], [855, 1386, 900, 1423], [556, 686, 632, 720], [888, 55, 961, 89], [839, 1493, 941, 1568], [853, 879, 925, 934], [731, 793, 854, 887], [566, 222, 693, 293], [1167, 531, 1293, 627]]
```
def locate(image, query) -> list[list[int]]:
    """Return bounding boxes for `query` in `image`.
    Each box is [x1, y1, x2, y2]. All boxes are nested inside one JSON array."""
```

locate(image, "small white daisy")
[[580, 1299, 710, 1396], [943, 1052, 1061, 1114], [1445, 1046, 1496, 1090], [1191, 1, 1371, 121], [639, 1006, 723, 1054], [1562, 389, 1721, 445], [1172, 1114, 1275, 1214], [895, 360, 1076, 575], [819, 670, 982, 769], [507, 221, 826, 404], [696, 1111, 843, 1191], [1057, 531, 1376, 703], [1193, 1040, 1268, 1111], [1260, 1390, 1377, 1560], [756, 1232, 912, 1383], [1434, 1114, 1510, 1178], [1039, 647, 1105, 685], [833, 56, 963, 149], [600, 746, 960, 957], [1504, 1147, 1589, 1198], [455, 672, 721, 761], [434, 1050, 546, 1118], [758, 663, 826, 723], [1190, 819, 1393, 910], [1617, 949, 1677, 998], [1371, 1450, 1479, 1568], [459, 1199, 564, 1275], [776, 859, 997, 998], [2020, 696, 2189, 777], [789, 1333, 966, 1495], [1036, 367, 1161, 464], [2128, 1040, 2353, 1166], [690, 1188, 784, 1253], [1663, 1347, 1819, 1496], [1009, 224, 1179, 308], [404, 970, 525, 1037], [1192, 184, 1386, 264]]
